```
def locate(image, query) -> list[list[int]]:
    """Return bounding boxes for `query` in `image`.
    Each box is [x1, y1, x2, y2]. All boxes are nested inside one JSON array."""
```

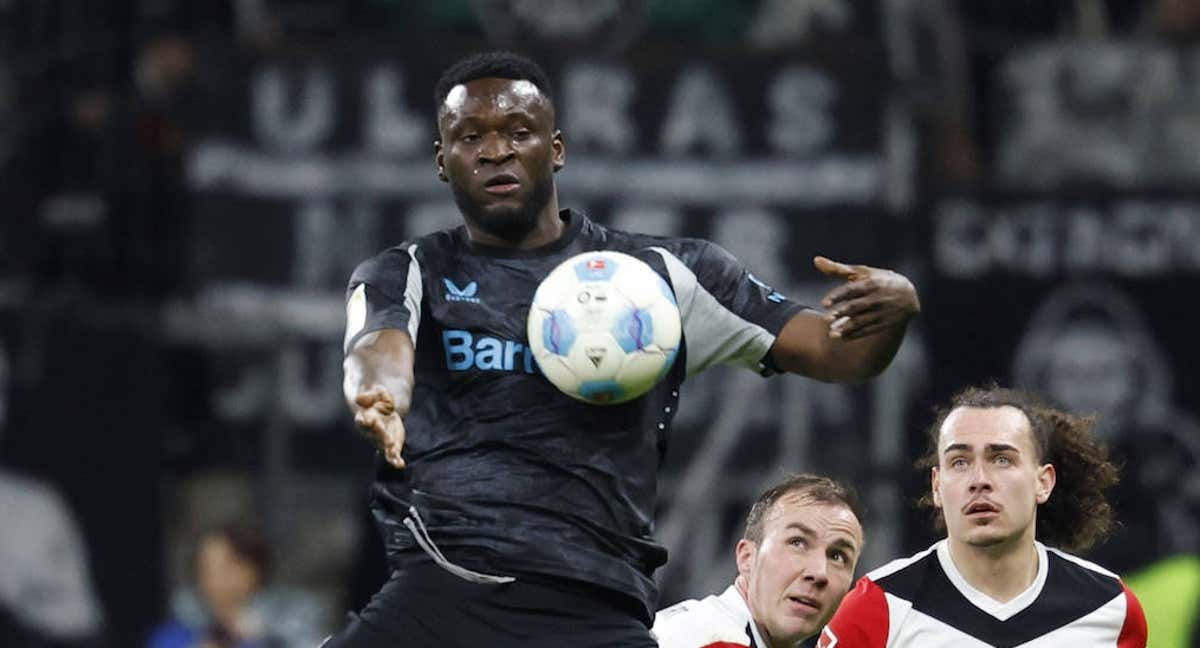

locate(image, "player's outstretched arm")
[[770, 256, 919, 383], [343, 328, 415, 469]]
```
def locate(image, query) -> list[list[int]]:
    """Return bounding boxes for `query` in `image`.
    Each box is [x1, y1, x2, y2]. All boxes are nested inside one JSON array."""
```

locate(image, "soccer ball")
[[527, 251, 682, 405]]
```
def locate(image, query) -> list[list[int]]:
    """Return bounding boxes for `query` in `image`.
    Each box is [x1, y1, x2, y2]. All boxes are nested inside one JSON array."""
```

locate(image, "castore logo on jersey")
[[443, 278, 481, 304]]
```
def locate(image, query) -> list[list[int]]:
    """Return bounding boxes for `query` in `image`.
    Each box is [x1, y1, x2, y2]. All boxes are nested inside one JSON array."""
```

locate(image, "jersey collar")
[[719, 585, 766, 647], [935, 538, 1050, 621], [457, 208, 585, 258]]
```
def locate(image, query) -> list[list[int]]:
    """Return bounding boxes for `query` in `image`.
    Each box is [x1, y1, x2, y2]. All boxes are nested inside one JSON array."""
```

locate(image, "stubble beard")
[[452, 175, 554, 244]]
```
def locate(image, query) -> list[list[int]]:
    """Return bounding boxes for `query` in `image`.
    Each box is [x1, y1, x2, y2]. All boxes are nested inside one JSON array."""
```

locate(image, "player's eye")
[[461, 133, 480, 143], [950, 457, 969, 469], [830, 550, 846, 564], [788, 536, 807, 548], [994, 455, 1012, 466], [512, 129, 532, 140]]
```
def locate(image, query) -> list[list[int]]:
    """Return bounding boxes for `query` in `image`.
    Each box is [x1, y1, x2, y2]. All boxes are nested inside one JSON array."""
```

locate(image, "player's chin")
[[774, 620, 820, 645], [963, 526, 1010, 546]]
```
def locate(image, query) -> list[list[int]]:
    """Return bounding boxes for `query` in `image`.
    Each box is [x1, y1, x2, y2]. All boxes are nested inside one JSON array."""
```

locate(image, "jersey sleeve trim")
[[344, 243, 423, 354]]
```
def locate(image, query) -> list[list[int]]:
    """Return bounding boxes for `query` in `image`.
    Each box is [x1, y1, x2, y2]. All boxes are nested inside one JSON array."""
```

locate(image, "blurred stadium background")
[[0, 0, 1198, 645]]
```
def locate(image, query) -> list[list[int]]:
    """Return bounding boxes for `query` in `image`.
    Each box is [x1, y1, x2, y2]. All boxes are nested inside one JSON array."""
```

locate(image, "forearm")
[[343, 329, 415, 416], [770, 311, 909, 383], [818, 320, 907, 383]]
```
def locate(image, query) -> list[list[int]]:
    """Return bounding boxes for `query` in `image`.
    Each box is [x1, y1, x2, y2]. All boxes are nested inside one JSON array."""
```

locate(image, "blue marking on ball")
[[579, 380, 624, 404], [541, 309, 576, 356], [612, 308, 654, 353]]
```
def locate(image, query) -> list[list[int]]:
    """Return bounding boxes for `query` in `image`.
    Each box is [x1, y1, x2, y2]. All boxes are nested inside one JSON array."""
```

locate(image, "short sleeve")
[[651, 241, 809, 376], [344, 244, 424, 354], [652, 598, 752, 648]]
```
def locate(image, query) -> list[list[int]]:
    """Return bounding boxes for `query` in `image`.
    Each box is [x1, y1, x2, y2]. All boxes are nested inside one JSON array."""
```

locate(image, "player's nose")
[[800, 555, 830, 584], [478, 133, 515, 164], [967, 462, 993, 491]]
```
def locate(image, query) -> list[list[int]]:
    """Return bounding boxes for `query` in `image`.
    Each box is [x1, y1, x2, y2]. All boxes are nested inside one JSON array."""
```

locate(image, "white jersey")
[[820, 540, 1147, 648], [653, 585, 767, 648]]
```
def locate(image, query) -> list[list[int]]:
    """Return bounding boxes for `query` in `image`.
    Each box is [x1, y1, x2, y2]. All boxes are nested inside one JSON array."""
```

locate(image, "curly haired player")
[[821, 386, 1147, 648]]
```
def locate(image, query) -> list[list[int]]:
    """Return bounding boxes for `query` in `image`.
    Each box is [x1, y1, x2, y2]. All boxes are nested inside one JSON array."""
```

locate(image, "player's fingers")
[[821, 279, 875, 308], [839, 314, 904, 340], [383, 446, 405, 469], [827, 295, 884, 318], [355, 386, 395, 411], [813, 256, 861, 280], [355, 409, 387, 440], [381, 420, 406, 468], [829, 312, 885, 339]]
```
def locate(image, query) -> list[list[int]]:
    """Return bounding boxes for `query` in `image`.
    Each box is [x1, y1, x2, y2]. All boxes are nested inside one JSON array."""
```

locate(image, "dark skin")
[[345, 77, 921, 468]]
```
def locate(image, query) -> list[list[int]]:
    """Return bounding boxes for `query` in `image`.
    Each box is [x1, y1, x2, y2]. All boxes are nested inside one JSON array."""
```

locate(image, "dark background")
[[1, 1, 1197, 646]]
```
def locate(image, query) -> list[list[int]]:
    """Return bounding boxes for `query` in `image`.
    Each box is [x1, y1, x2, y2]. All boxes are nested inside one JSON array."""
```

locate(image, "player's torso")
[[889, 616, 1128, 648], [398, 222, 684, 504]]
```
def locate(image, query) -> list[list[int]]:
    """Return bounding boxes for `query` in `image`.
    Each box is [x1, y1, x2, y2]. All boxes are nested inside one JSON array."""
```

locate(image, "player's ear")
[[1035, 463, 1056, 505], [551, 129, 565, 172], [434, 140, 447, 182], [931, 467, 942, 508], [735, 538, 757, 578]]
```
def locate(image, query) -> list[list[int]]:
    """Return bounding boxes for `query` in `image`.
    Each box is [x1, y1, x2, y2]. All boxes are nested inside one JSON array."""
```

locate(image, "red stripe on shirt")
[[820, 576, 890, 648], [1117, 582, 1148, 648]]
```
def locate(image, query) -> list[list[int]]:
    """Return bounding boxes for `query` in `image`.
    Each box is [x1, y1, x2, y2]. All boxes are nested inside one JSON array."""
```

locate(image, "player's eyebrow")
[[943, 442, 972, 454], [784, 522, 816, 537], [829, 536, 859, 556], [784, 522, 859, 554], [943, 442, 1022, 454]]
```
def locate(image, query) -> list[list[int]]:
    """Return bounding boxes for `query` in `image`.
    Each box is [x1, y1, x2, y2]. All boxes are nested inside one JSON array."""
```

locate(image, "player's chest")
[[425, 267, 540, 334], [420, 264, 550, 377]]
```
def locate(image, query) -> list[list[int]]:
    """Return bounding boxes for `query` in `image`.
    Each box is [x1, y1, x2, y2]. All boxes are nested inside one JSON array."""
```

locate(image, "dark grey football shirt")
[[344, 209, 807, 620]]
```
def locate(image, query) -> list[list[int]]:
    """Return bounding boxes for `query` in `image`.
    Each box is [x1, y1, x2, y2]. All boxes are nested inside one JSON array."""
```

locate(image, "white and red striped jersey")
[[819, 540, 1146, 648], [652, 585, 767, 648]]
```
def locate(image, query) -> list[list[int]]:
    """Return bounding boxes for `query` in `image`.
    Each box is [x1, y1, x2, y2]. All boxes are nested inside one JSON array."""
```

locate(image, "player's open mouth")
[[964, 501, 1000, 516], [483, 173, 520, 195]]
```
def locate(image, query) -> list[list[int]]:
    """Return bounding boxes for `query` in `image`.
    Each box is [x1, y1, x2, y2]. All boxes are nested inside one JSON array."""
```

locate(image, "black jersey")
[[343, 209, 807, 620]]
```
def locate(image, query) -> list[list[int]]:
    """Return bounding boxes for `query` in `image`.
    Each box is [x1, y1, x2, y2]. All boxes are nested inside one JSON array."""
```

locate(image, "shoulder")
[[653, 590, 752, 648], [1044, 546, 1121, 581], [821, 575, 895, 648], [1043, 546, 1125, 603], [1040, 547, 1147, 645], [821, 544, 940, 647], [350, 229, 459, 284], [864, 543, 940, 595], [589, 220, 715, 266]]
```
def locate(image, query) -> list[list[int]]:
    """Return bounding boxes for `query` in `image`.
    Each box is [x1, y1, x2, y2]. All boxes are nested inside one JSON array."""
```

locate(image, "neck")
[[465, 193, 564, 250], [732, 579, 791, 648], [947, 532, 1040, 603]]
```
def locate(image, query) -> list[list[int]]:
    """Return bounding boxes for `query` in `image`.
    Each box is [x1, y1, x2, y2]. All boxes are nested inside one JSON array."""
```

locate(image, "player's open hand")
[[814, 256, 920, 340], [354, 386, 407, 469]]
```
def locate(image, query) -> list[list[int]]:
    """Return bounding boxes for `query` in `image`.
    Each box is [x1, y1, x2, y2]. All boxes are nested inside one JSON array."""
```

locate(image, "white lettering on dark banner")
[[935, 199, 1200, 277]]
